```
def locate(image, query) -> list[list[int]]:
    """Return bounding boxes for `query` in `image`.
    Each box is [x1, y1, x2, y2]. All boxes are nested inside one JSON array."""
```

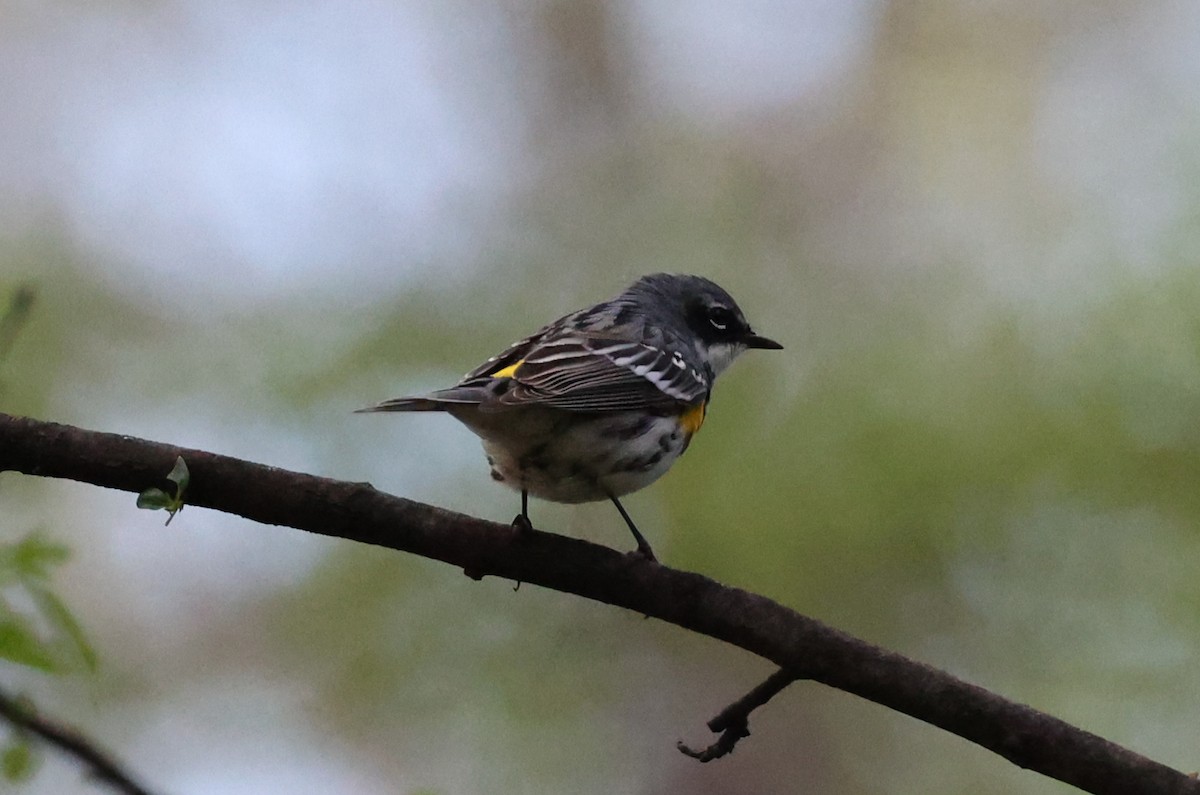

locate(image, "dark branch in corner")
[[1, 412, 1197, 795], [0, 687, 156, 795]]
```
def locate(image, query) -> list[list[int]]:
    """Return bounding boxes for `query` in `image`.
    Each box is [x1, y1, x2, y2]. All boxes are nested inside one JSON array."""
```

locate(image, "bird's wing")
[[477, 332, 709, 412], [460, 328, 546, 382]]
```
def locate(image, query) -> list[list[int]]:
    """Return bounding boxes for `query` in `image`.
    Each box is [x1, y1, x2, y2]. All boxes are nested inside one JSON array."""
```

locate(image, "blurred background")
[[3, 1, 1200, 793]]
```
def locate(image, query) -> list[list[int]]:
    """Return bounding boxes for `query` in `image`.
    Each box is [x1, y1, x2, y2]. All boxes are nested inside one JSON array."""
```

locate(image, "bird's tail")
[[355, 386, 488, 413], [355, 397, 444, 413]]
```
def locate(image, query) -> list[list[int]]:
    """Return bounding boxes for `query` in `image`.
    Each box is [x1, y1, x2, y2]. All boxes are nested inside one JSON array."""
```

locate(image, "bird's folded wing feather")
[[478, 333, 708, 412]]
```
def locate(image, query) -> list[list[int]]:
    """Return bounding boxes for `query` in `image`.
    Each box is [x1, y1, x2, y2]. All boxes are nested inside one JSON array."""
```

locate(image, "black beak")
[[743, 331, 783, 350]]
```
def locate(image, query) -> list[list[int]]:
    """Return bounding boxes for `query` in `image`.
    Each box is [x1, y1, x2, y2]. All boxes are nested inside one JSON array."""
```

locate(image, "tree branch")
[[677, 667, 801, 762], [0, 687, 156, 795], [0, 412, 1195, 795]]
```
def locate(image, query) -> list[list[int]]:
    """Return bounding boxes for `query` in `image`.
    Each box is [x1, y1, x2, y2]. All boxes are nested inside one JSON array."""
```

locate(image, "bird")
[[357, 273, 782, 561]]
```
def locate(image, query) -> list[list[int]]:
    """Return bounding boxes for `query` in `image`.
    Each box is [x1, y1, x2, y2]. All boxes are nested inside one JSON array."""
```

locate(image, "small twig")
[[0, 687, 157, 795], [678, 667, 801, 761]]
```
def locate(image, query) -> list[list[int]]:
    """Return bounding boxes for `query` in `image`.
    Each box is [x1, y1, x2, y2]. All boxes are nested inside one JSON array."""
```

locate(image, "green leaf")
[[0, 615, 59, 672], [136, 488, 172, 510], [29, 586, 98, 673], [0, 283, 36, 363], [0, 533, 93, 675], [0, 534, 69, 584], [166, 456, 190, 493], [136, 457, 189, 524], [1, 739, 39, 783]]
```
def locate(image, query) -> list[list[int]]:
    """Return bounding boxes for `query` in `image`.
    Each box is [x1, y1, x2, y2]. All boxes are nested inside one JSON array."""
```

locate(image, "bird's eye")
[[707, 306, 735, 331]]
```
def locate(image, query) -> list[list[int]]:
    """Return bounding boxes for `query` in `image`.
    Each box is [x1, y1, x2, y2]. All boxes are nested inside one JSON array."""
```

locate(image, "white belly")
[[451, 406, 691, 504]]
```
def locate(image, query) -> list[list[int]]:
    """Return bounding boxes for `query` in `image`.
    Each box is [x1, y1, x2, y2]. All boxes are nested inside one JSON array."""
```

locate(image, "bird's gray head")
[[620, 273, 782, 377]]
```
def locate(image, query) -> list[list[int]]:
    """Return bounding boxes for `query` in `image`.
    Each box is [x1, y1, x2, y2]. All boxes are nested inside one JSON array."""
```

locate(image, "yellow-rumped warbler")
[[358, 273, 781, 561]]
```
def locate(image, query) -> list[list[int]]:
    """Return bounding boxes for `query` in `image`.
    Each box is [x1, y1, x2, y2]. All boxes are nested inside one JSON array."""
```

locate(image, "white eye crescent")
[[708, 306, 734, 331]]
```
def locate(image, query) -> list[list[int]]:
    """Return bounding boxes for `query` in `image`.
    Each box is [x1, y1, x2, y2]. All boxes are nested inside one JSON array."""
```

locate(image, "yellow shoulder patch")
[[680, 401, 707, 436], [490, 359, 524, 379]]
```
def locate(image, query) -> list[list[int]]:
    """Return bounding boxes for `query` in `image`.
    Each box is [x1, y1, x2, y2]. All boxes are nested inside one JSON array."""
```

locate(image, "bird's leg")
[[609, 495, 657, 562], [512, 489, 533, 534]]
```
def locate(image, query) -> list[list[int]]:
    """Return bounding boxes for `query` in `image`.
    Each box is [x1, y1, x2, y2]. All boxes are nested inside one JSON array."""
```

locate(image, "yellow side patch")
[[490, 359, 524, 379], [680, 401, 707, 436]]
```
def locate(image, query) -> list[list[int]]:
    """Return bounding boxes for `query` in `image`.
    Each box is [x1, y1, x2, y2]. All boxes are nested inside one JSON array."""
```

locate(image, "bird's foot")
[[629, 541, 658, 563]]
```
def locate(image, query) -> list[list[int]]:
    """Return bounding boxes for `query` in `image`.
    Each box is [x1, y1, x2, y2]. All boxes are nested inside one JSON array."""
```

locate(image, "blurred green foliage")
[[0, 533, 99, 787], [0, 283, 97, 787], [2, 736, 36, 783], [0, 534, 96, 675]]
